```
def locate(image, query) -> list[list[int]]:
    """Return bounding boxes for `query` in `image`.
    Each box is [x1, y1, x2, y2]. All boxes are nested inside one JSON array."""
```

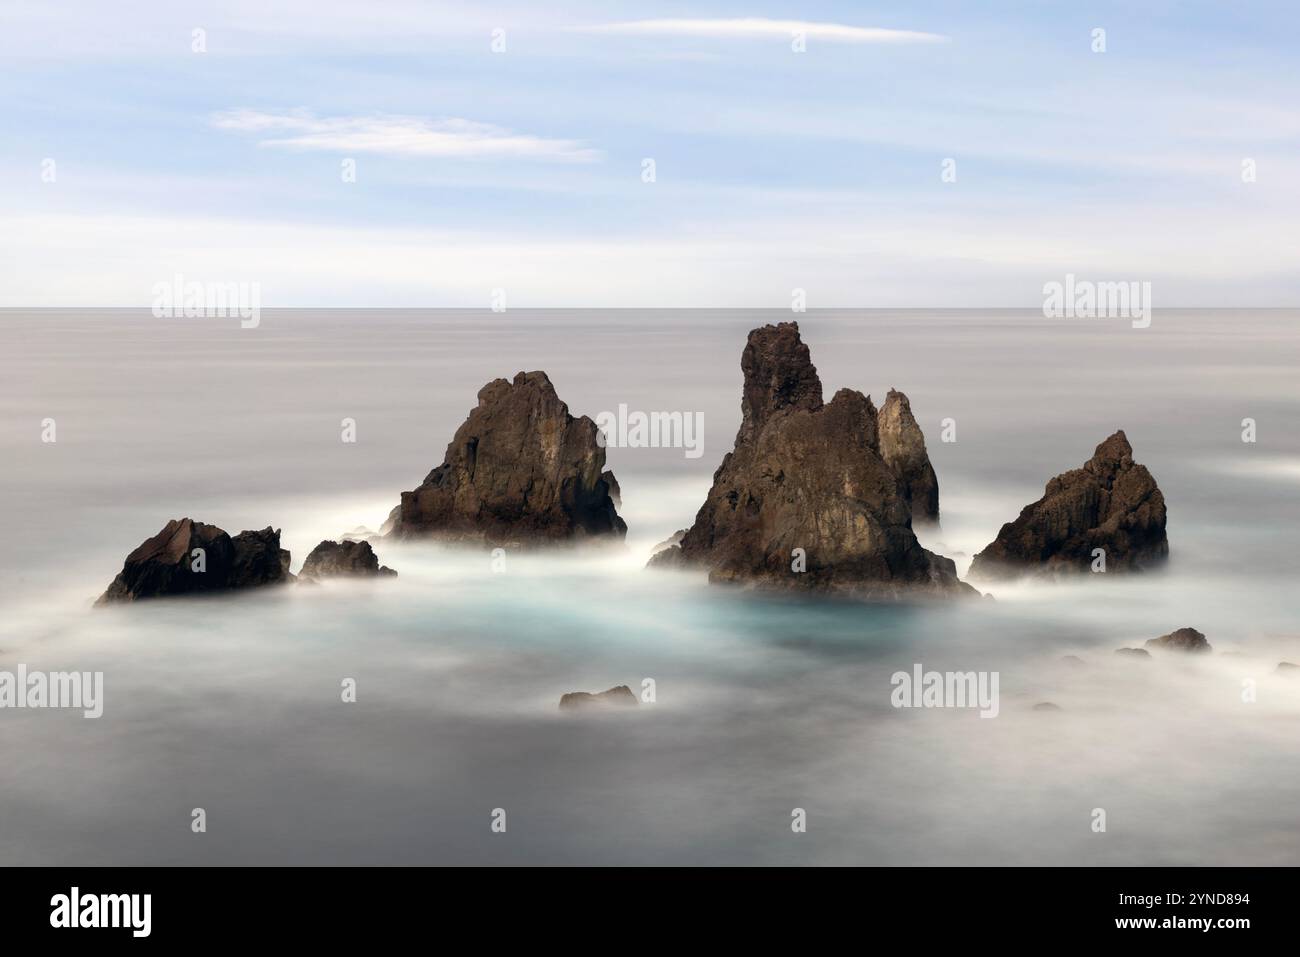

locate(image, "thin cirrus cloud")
[[568, 18, 948, 43], [210, 110, 602, 163]]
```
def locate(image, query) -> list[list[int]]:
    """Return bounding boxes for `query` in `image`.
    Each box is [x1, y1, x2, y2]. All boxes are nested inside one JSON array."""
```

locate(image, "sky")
[[3, 0, 1298, 307]]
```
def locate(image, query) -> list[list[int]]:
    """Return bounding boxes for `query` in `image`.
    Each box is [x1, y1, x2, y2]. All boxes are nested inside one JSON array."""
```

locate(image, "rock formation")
[[558, 685, 638, 710], [231, 527, 293, 588], [602, 470, 622, 509], [386, 371, 626, 546], [1115, 647, 1151, 658], [97, 518, 290, 604], [968, 431, 1167, 580], [651, 528, 688, 556], [299, 540, 396, 580], [878, 389, 940, 524], [1145, 626, 1210, 653], [648, 322, 972, 599]]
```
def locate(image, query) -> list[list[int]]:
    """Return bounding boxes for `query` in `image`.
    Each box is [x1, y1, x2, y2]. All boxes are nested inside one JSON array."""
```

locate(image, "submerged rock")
[[648, 322, 972, 599], [1032, 701, 1063, 711], [299, 540, 396, 580], [97, 518, 290, 604], [969, 431, 1167, 580], [387, 371, 626, 547], [558, 685, 638, 711], [1115, 647, 1151, 658], [1145, 627, 1211, 653], [1276, 661, 1299, 674]]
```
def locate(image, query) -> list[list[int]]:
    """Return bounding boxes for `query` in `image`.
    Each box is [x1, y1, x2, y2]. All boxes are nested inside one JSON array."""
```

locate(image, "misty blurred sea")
[[1, 308, 1298, 864]]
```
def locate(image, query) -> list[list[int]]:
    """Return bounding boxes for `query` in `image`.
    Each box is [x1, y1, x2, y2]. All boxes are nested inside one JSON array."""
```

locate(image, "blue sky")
[[3, 1, 1298, 306]]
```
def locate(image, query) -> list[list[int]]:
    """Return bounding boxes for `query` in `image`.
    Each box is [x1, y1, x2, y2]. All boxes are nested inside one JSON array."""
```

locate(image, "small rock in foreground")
[[558, 685, 638, 711], [299, 540, 397, 580], [1145, 627, 1211, 653]]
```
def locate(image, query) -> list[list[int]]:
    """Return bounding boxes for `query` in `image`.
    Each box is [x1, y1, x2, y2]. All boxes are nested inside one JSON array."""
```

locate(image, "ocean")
[[1, 307, 1298, 864]]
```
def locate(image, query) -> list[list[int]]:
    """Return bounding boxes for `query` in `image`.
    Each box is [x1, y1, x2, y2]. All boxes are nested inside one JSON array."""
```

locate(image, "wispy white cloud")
[[4, 204, 1297, 308], [211, 110, 601, 162], [569, 18, 947, 44]]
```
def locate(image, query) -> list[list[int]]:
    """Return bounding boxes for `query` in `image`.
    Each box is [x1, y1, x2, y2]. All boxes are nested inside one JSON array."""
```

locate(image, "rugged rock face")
[[299, 540, 396, 580], [602, 470, 622, 509], [559, 685, 638, 710], [232, 527, 293, 588], [878, 389, 940, 524], [1146, 626, 1210, 653], [648, 322, 972, 599], [968, 431, 1167, 580], [387, 371, 626, 547], [97, 518, 290, 604]]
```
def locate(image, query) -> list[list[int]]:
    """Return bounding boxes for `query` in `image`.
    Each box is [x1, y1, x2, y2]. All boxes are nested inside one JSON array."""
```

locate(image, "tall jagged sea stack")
[[650, 322, 971, 599]]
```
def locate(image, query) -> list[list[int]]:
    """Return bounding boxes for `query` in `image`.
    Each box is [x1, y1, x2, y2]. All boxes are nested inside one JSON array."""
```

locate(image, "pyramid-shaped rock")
[[386, 371, 625, 546], [969, 431, 1167, 579]]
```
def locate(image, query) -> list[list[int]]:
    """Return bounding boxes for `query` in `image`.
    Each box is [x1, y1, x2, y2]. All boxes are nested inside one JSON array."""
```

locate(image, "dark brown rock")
[[387, 371, 626, 547], [231, 527, 293, 588], [878, 388, 940, 524], [97, 518, 290, 604], [299, 540, 396, 580], [969, 431, 1167, 580], [1145, 626, 1211, 653], [559, 685, 638, 710], [648, 322, 972, 599], [602, 470, 622, 509]]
